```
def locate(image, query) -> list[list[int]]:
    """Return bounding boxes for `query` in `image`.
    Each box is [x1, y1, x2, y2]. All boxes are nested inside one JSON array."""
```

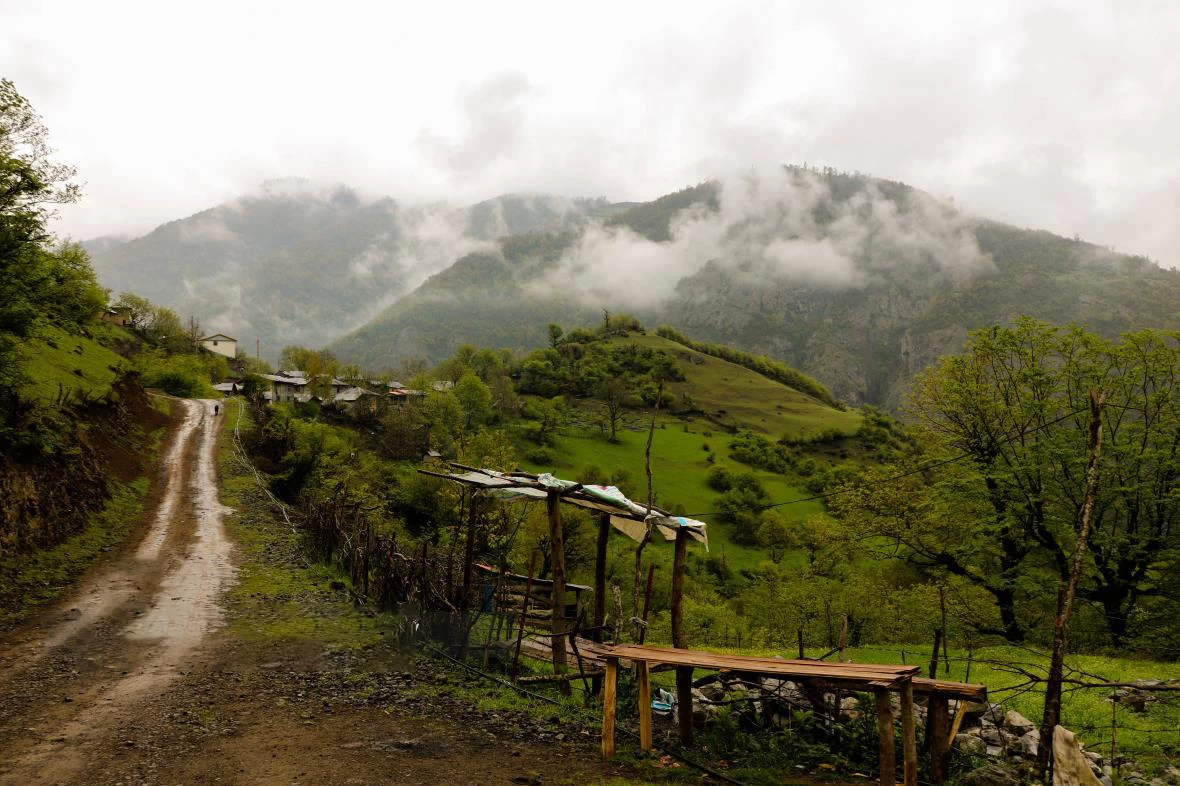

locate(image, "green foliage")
[[715, 473, 769, 546], [834, 319, 1180, 649], [604, 181, 718, 241], [729, 430, 795, 473], [134, 350, 223, 397]]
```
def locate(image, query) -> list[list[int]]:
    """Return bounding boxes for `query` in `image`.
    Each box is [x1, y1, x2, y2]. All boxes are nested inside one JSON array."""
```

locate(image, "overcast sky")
[[3, 0, 1177, 266]]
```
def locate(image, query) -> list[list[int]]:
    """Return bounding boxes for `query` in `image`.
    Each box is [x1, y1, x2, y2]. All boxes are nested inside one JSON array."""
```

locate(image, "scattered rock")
[[1003, 710, 1035, 734], [956, 733, 987, 756], [1017, 730, 1039, 759], [961, 762, 1023, 786]]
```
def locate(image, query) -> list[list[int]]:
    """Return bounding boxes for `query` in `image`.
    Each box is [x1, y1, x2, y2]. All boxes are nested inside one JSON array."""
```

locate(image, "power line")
[[683, 406, 1091, 519]]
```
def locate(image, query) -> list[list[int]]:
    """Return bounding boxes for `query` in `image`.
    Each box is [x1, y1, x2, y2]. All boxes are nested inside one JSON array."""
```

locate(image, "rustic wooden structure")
[[595, 644, 986, 786], [418, 464, 707, 678]]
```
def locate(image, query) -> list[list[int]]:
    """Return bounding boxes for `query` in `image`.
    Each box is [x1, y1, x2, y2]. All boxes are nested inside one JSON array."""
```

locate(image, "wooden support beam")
[[671, 529, 693, 747], [547, 491, 568, 691], [459, 491, 479, 656], [901, 680, 917, 786], [676, 666, 694, 747], [875, 689, 896, 786], [637, 660, 653, 750], [602, 657, 618, 758], [594, 511, 609, 644], [928, 695, 951, 785]]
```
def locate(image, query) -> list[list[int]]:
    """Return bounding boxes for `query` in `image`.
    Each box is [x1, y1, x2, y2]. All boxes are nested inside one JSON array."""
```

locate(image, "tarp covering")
[[421, 466, 708, 550]]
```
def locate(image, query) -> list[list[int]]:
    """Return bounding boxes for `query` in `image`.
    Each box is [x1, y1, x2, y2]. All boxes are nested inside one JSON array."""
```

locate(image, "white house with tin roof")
[[199, 333, 238, 359]]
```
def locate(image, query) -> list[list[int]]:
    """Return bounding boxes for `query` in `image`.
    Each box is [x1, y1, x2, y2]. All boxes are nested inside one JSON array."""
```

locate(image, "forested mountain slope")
[[90, 184, 600, 357], [332, 169, 1180, 408]]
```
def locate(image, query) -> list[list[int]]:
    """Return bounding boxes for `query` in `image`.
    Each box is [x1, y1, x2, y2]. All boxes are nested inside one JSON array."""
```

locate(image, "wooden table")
[[598, 644, 983, 786]]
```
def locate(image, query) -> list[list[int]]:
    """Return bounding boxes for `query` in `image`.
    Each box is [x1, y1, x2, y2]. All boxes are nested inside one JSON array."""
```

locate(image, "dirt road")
[[0, 399, 652, 786], [0, 399, 235, 785]]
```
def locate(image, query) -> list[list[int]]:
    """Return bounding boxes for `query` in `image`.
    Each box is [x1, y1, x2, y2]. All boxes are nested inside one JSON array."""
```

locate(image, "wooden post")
[[459, 491, 479, 657], [511, 551, 537, 683], [601, 657, 618, 758], [637, 563, 655, 644], [900, 681, 917, 786], [594, 511, 610, 644], [547, 491, 567, 687], [876, 689, 896, 786], [637, 660, 653, 750], [671, 528, 693, 746], [928, 695, 951, 785]]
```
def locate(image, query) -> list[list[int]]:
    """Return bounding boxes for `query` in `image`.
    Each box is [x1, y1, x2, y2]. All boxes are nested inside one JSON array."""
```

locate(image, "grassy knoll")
[[605, 334, 861, 439], [17, 324, 131, 403], [217, 401, 398, 649]]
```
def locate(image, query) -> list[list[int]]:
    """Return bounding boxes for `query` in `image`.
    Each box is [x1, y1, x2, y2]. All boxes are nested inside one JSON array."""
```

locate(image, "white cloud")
[[1, 0, 1177, 266]]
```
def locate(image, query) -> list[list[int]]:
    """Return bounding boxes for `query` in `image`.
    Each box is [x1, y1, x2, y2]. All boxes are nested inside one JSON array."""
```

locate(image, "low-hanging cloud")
[[529, 167, 992, 310]]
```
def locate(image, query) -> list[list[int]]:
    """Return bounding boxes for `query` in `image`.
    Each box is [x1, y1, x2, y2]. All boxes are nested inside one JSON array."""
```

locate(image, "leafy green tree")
[[756, 510, 792, 563], [840, 318, 1180, 645], [596, 376, 631, 442], [716, 472, 769, 546], [454, 373, 493, 430], [114, 292, 155, 331], [1, 79, 82, 395]]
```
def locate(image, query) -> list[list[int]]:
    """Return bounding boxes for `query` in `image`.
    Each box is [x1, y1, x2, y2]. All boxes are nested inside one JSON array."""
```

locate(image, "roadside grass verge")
[[216, 400, 397, 650]]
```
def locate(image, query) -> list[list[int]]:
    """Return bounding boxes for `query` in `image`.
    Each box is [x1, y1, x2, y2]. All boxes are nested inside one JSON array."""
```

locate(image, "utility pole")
[[256, 338, 260, 361]]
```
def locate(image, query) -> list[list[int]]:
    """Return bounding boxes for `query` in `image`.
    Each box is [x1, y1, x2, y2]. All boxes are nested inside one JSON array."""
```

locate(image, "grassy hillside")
[[512, 332, 866, 571], [613, 335, 858, 437], [17, 324, 132, 403]]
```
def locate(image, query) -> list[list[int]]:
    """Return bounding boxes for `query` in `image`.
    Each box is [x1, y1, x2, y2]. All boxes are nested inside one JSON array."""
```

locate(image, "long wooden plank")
[[602, 658, 618, 758], [912, 678, 988, 700], [601, 645, 917, 683]]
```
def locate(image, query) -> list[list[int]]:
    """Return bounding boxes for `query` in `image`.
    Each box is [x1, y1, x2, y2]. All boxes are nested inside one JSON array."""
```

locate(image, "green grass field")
[[521, 420, 825, 572], [17, 324, 131, 403]]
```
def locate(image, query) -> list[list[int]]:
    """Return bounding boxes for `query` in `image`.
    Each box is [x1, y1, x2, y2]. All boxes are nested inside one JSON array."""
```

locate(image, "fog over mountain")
[[323, 167, 1180, 407], [90, 181, 595, 354]]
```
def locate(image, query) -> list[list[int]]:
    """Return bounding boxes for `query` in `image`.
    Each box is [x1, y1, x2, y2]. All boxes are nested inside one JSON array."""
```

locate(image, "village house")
[[199, 333, 238, 359], [99, 306, 131, 327], [262, 373, 309, 403]]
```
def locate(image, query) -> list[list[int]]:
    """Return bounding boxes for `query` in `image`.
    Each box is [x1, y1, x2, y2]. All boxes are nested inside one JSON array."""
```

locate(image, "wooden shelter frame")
[[418, 464, 708, 680]]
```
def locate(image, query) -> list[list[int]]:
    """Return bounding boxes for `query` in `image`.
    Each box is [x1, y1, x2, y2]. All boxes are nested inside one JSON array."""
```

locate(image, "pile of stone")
[[683, 673, 1178, 786]]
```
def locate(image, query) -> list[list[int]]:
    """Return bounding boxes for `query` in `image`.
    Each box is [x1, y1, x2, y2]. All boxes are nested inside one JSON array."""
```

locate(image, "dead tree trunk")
[[672, 529, 693, 746], [547, 491, 568, 693], [1036, 388, 1105, 780]]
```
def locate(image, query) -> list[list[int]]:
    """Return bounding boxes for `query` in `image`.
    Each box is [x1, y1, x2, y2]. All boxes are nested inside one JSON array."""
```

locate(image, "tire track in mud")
[[0, 399, 237, 785]]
